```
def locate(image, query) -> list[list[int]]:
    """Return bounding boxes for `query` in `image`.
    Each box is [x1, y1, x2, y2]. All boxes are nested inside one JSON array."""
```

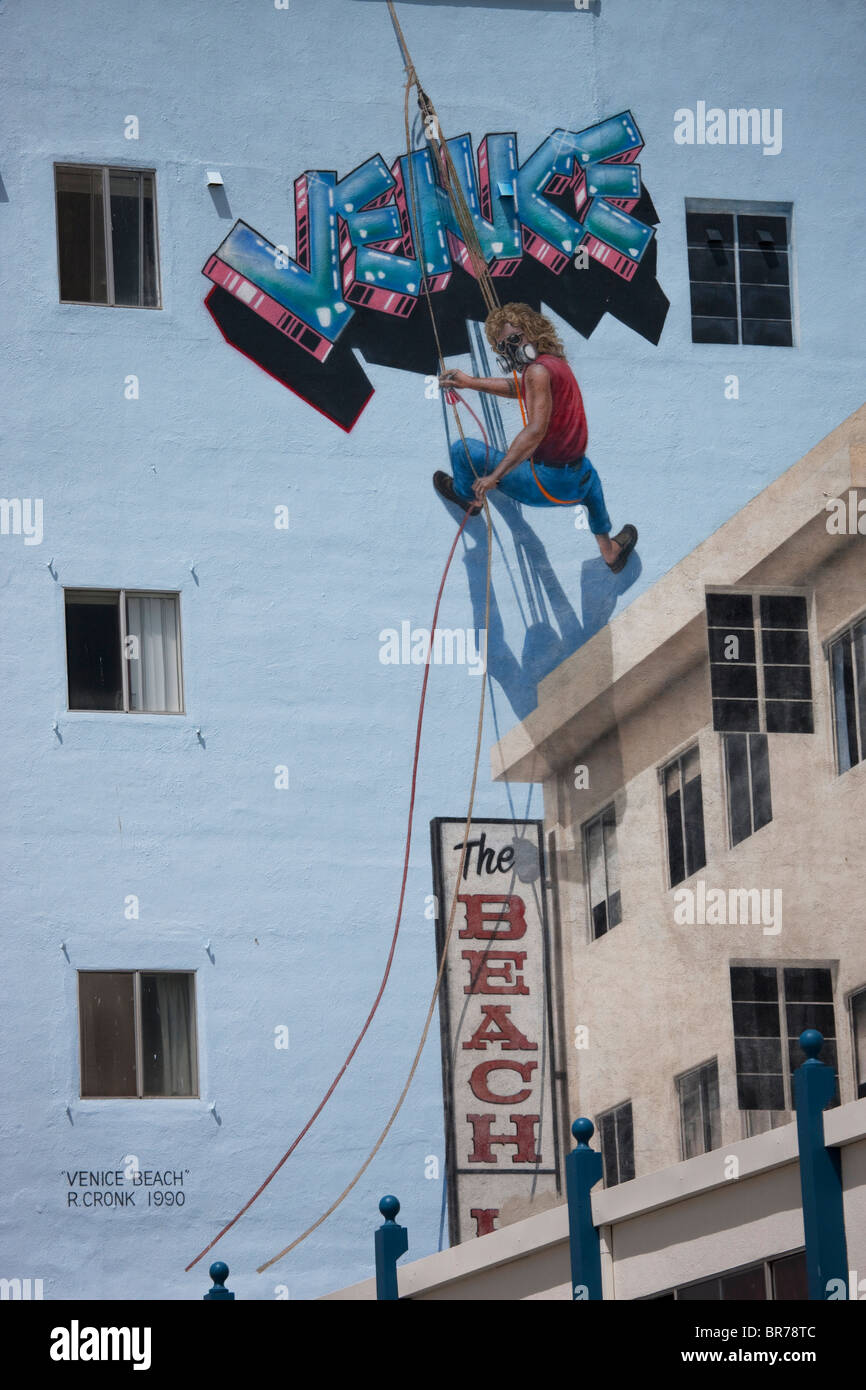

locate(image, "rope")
[[256, 500, 493, 1274], [184, 505, 475, 1273]]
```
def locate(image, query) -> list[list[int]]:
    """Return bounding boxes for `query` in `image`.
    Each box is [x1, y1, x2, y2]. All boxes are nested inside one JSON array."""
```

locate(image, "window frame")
[[658, 742, 707, 888], [63, 586, 185, 715], [705, 586, 814, 735], [54, 162, 162, 310], [642, 1248, 807, 1301], [675, 1057, 721, 1160], [596, 1098, 634, 1187], [825, 611, 866, 775], [684, 196, 797, 348], [847, 984, 866, 1101], [722, 731, 773, 848], [77, 968, 199, 1100], [581, 802, 621, 942]]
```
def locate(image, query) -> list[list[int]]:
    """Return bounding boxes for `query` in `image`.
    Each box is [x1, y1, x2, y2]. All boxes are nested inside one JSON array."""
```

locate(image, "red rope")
[[185, 506, 473, 1271]]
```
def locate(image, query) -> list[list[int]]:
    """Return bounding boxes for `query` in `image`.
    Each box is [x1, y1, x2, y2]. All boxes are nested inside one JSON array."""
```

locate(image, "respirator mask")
[[495, 333, 538, 373]]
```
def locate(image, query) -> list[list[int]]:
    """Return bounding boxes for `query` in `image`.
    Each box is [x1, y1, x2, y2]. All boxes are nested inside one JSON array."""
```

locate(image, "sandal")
[[606, 524, 638, 573]]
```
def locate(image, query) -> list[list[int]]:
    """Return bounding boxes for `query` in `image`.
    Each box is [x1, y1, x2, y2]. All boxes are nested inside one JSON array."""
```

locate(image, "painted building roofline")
[[492, 404, 866, 784]]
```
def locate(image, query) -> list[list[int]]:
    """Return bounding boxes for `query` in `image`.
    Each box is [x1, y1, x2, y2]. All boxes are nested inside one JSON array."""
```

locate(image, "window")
[[55, 165, 160, 307], [685, 200, 793, 346], [724, 733, 772, 845], [850, 987, 866, 1100], [829, 617, 866, 773], [645, 1250, 807, 1301], [583, 804, 621, 939], [730, 965, 837, 1135], [677, 1059, 721, 1159], [706, 592, 813, 734], [597, 1100, 634, 1186], [662, 746, 706, 886], [64, 590, 183, 713], [78, 971, 198, 1098]]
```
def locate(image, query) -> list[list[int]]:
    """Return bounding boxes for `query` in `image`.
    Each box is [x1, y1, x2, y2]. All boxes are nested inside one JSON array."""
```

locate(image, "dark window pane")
[[731, 966, 779, 1002], [703, 1064, 721, 1150], [742, 318, 792, 347], [762, 628, 810, 664], [763, 665, 812, 701], [678, 1278, 721, 1301], [56, 167, 108, 303], [592, 900, 608, 939], [740, 284, 791, 320], [749, 735, 773, 832], [708, 627, 756, 663], [707, 593, 754, 628], [831, 634, 858, 773], [687, 245, 735, 282], [722, 1265, 766, 1300], [737, 214, 789, 250], [140, 973, 196, 1097], [760, 595, 808, 630], [599, 1111, 617, 1187], [733, 1002, 782, 1037], [683, 774, 706, 876], [784, 967, 833, 1003], [710, 662, 758, 699], [607, 889, 622, 930], [737, 1073, 786, 1109], [686, 211, 735, 247], [616, 1104, 635, 1183], [771, 1252, 808, 1301], [765, 700, 813, 733], [141, 173, 158, 306], [725, 734, 752, 845], [785, 1003, 836, 1040], [666, 788, 686, 886], [79, 972, 137, 1098], [735, 1038, 783, 1073], [738, 248, 790, 286], [690, 282, 737, 317], [692, 316, 738, 345], [65, 591, 122, 710], [713, 698, 760, 732], [851, 990, 866, 1099]]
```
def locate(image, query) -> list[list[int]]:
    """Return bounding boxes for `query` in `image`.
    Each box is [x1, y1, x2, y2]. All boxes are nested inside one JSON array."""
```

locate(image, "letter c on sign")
[[469, 1059, 538, 1105]]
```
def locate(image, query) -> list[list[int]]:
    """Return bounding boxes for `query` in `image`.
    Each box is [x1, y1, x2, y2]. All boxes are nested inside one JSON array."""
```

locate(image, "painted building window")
[[644, 1250, 807, 1301], [55, 165, 160, 308], [723, 733, 773, 846], [828, 617, 866, 774], [597, 1100, 634, 1187], [685, 200, 793, 346], [64, 589, 183, 713], [706, 592, 813, 734], [730, 965, 837, 1136], [661, 746, 706, 887], [676, 1059, 721, 1159], [850, 987, 866, 1100], [78, 971, 198, 1098], [582, 804, 621, 940]]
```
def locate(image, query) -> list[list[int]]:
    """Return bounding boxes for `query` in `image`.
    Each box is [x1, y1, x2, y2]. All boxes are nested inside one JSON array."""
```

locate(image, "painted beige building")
[[491, 402, 866, 1186]]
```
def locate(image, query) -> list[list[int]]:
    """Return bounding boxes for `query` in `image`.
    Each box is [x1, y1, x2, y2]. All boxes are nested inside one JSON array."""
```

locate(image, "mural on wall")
[[202, 112, 669, 430]]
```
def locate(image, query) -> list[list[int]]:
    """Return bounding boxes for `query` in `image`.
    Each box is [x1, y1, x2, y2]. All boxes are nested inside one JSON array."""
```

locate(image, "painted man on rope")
[[434, 302, 637, 574]]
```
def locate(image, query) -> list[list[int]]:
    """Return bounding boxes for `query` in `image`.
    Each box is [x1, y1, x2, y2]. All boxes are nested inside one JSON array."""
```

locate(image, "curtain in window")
[[126, 595, 181, 712], [141, 974, 195, 1096]]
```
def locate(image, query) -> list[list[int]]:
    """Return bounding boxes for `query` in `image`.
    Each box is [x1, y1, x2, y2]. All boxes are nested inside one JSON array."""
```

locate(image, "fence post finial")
[[375, 1195, 409, 1301], [565, 1117, 604, 1301], [203, 1260, 235, 1300]]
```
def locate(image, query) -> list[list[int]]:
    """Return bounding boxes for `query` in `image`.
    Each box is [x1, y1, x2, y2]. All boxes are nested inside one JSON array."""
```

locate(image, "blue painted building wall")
[[1, 0, 865, 1298]]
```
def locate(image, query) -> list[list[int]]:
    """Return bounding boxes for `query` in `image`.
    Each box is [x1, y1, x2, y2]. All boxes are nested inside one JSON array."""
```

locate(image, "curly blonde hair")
[[485, 303, 565, 358]]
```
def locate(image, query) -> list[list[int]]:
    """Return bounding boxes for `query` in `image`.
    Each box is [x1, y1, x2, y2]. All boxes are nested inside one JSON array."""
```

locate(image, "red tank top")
[[533, 354, 588, 464]]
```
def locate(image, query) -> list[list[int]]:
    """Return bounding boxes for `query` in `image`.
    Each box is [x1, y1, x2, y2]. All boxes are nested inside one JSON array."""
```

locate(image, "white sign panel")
[[431, 818, 561, 1245]]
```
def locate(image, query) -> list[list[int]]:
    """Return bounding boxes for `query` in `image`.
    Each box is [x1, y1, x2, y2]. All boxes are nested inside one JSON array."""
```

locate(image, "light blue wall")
[[1, 0, 864, 1299]]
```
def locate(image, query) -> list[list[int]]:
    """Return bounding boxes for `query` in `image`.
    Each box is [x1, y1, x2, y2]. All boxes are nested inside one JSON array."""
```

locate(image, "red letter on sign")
[[469, 1059, 538, 1104], [462, 949, 529, 995], [462, 1004, 537, 1051], [458, 894, 527, 941], [470, 1208, 499, 1237], [466, 1113, 541, 1164]]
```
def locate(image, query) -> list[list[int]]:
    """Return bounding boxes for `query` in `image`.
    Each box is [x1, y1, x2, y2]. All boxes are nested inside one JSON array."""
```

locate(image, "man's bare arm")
[[438, 369, 517, 398]]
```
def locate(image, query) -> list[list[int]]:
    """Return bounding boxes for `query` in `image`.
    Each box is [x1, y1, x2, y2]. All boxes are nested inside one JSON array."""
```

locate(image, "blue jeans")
[[450, 438, 612, 535]]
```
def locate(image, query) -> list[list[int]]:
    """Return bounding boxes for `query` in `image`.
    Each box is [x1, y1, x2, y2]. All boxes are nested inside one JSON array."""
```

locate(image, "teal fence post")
[[374, 1195, 408, 1301], [793, 1028, 849, 1299], [565, 1117, 603, 1300], [203, 1261, 235, 1300]]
